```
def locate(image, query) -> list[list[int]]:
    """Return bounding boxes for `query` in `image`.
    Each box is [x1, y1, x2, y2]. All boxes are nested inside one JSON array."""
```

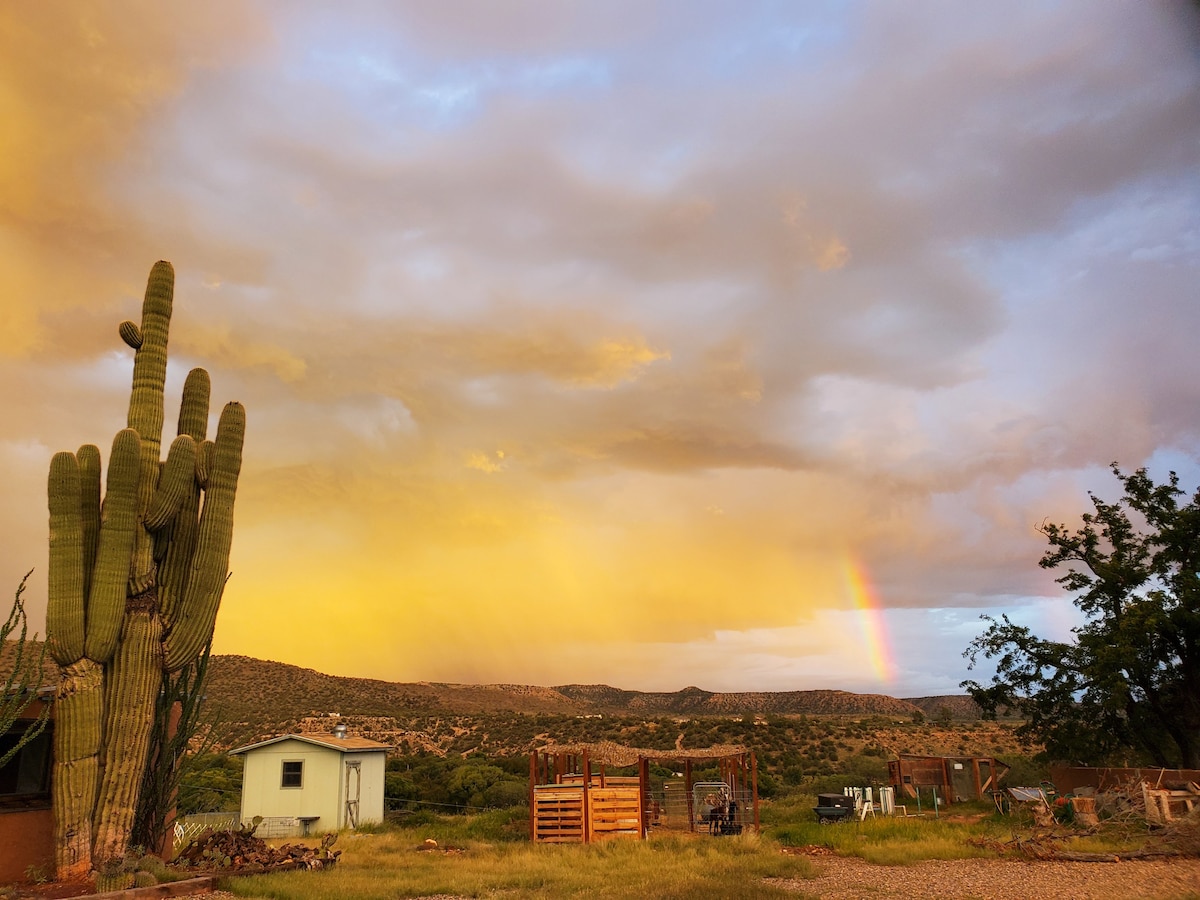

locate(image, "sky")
[[2, 2, 1198, 698]]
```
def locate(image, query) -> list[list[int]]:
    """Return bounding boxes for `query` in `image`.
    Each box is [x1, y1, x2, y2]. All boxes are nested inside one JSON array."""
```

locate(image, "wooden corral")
[[888, 753, 1009, 804], [529, 741, 759, 844]]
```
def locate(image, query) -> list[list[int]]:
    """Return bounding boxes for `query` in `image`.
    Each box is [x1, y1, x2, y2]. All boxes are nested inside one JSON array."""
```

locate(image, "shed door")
[[345, 761, 361, 829]]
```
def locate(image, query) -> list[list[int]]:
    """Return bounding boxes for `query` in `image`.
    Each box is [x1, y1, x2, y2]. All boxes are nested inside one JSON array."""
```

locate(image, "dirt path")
[[770, 855, 1200, 900]]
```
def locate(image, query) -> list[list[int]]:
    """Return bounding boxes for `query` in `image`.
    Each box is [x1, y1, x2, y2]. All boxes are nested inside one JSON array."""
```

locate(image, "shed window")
[[281, 760, 303, 788]]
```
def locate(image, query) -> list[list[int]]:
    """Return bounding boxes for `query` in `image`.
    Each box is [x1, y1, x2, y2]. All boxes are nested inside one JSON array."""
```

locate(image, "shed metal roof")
[[229, 732, 390, 755]]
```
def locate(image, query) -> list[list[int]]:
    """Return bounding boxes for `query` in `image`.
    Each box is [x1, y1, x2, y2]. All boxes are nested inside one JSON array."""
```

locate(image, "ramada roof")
[[536, 741, 748, 768], [229, 732, 390, 755]]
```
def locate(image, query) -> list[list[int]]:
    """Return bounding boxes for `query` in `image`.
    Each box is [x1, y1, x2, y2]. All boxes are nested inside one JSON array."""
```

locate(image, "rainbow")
[[842, 557, 897, 685]]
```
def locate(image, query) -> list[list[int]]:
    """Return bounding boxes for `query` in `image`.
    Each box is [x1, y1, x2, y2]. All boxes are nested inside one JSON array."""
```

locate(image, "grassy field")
[[223, 828, 813, 900], [218, 798, 1169, 900]]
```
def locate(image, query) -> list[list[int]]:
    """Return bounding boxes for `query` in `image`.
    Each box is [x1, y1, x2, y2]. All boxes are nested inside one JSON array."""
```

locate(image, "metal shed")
[[888, 753, 1009, 804], [230, 727, 388, 836]]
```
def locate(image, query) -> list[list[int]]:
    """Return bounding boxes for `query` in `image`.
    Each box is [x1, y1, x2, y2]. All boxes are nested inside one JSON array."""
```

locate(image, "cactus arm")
[[47, 452, 86, 665], [83, 429, 141, 663], [178, 368, 210, 441], [118, 320, 142, 349], [127, 261, 173, 589], [144, 435, 197, 531], [78, 445, 101, 604], [163, 402, 244, 672], [127, 261, 172, 453], [196, 440, 215, 489], [160, 371, 210, 627]]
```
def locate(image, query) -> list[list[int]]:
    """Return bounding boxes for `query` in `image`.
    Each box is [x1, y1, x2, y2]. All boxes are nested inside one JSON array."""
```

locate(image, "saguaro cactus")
[[46, 261, 246, 876]]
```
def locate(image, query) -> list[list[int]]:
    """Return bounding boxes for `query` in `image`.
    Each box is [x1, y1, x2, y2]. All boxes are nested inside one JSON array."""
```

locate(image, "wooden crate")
[[533, 786, 585, 843], [588, 787, 641, 840]]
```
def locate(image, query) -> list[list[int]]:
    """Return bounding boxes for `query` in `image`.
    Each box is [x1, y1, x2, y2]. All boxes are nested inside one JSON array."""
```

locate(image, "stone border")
[[84, 877, 216, 900]]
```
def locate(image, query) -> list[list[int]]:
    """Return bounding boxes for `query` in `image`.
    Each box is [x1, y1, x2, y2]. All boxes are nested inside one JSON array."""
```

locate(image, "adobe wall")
[[0, 807, 54, 883]]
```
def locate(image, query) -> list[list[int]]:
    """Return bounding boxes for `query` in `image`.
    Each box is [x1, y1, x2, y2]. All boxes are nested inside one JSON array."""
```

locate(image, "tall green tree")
[[963, 465, 1200, 768]]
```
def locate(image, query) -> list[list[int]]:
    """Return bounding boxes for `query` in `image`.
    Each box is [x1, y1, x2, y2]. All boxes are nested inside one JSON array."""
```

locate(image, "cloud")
[[3, 1, 1198, 695]]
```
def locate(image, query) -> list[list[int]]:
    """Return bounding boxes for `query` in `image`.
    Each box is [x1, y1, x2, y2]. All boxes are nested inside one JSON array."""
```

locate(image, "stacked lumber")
[[1141, 780, 1200, 826]]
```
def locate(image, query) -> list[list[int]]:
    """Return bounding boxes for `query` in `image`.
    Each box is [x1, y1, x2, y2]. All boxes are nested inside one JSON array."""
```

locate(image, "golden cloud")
[[465, 450, 506, 473], [179, 324, 307, 383]]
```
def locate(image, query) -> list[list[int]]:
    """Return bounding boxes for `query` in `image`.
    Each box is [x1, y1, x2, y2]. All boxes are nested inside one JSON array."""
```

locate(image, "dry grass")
[[222, 827, 813, 900], [219, 801, 1198, 898]]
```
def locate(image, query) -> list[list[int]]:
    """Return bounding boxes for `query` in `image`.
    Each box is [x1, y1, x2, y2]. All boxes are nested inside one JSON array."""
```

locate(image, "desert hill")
[[203, 654, 980, 723], [904, 694, 990, 720], [6, 644, 1018, 759], [2, 645, 983, 723]]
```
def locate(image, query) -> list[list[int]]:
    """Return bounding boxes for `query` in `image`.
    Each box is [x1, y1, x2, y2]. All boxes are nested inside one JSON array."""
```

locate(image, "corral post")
[[638, 756, 649, 838], [751, 752, 760, 833], [685, 760, 694, 832], [582, 749, 591, 844], [529, 752, 537, 842]]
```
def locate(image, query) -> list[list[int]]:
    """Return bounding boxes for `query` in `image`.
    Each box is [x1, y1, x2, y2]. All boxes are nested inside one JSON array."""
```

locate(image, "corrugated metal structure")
[[888, 753, 1009, 803]]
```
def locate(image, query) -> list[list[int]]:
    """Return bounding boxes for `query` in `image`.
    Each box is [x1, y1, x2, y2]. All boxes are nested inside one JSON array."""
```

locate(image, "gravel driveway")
[[770, 855, 1200, 900]]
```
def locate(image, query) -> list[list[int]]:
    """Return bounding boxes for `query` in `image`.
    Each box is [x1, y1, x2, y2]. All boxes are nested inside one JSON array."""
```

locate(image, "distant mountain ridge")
[[0, 644, 984, 725], [204, 654, 981, 722]]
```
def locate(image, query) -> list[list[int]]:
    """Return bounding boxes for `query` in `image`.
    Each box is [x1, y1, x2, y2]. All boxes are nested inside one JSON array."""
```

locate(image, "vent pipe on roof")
[[333, 723, 348, 739]]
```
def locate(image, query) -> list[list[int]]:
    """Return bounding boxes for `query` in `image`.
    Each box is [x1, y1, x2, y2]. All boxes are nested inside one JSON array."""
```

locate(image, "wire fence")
[[173, 811, 239, 851]]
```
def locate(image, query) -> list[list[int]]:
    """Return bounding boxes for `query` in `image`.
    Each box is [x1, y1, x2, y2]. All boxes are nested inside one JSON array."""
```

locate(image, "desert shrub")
[[483, 779, 528, 808]]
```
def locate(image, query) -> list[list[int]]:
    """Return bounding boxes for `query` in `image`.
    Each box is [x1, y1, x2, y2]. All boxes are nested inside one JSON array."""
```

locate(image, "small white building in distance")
[[230, 724, 388, 836]]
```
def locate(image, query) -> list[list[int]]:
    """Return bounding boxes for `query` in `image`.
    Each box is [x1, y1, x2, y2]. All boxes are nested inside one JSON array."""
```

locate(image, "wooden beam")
[[582, 749, 592, 844], [751, 752, 760, 834], [529, 752, 537, 842], [638, 757, 649, 839], [685, 760, 694, 833]]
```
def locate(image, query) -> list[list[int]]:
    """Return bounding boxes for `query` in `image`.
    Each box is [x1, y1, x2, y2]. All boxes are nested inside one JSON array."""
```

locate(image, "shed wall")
[[337, 751, 385, 826], [241, 739, 342, 831]]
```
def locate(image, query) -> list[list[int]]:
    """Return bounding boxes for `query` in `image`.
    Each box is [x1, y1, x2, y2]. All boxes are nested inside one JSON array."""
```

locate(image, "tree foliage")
[[1, 571, 49, 769], [963, 465, 1200, 768], [176, 753, 243, 815]]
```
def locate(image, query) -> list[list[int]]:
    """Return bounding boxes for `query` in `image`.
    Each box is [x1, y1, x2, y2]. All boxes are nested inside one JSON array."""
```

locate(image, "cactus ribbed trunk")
[[92, 610, 163, 861], [51, 660, 103, 879], [46, 261, 246, 875]]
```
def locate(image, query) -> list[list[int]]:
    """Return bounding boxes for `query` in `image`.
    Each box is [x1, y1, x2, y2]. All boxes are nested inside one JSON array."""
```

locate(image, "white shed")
[[229, 727, 388, 836]]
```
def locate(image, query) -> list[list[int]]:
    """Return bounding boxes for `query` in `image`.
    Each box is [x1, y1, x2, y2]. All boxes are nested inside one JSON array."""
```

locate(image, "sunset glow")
[[2, 3, 1197, 697]]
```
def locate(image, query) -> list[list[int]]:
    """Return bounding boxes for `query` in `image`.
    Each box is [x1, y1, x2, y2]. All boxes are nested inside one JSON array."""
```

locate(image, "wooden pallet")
[[589, 787, 641, 840], [533, 786, 585, 843]]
